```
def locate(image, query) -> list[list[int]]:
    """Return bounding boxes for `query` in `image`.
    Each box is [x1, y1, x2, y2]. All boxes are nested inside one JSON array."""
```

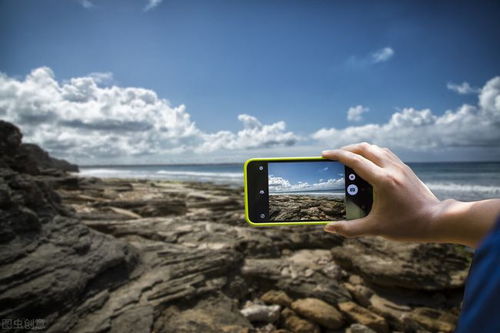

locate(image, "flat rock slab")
[[330, 236, 472, 290], [70, 241, 243, 333]]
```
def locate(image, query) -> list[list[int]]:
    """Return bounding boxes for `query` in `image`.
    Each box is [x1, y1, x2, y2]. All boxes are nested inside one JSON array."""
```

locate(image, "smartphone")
[[244, 157, 373, 226]]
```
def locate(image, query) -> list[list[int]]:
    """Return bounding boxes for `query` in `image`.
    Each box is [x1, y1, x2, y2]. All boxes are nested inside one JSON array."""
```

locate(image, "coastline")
[[59, 175, 468, 331], [0, 120, 472, 333]]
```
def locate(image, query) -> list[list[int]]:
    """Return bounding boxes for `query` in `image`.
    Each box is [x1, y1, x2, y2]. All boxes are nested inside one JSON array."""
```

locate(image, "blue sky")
[[268, 161, 344, 193], [1, 0, 500, 163]]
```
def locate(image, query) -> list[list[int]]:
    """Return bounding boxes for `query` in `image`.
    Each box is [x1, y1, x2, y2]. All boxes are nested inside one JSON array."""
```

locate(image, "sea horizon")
[[78, 161, 500, 203], [78, 160, 500, 168]]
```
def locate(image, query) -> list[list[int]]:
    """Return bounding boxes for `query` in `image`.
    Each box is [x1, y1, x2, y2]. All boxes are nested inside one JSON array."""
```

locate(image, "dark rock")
[[19, 143, 79, 172], [0, 120, 136, 331], [0, 121, 22, 156]]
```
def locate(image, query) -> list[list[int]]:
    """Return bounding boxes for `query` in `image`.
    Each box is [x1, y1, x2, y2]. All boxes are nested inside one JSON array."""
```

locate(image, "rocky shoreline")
[[0, 120, 472, 332], [269, 195, 345, 221]]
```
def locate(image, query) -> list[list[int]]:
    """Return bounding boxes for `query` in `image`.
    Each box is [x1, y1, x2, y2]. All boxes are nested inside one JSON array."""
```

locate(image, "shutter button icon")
[[347, 184, 358, 196]]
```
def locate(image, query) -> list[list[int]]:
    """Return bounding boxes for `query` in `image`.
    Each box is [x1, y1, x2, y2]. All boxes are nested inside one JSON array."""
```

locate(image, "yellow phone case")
[[244, 157, 336, 227]]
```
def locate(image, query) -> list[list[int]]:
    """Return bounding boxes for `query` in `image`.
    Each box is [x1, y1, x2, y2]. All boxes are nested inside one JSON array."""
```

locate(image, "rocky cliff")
[[19, 143, 79, 173], [0, 121, 137, 332]]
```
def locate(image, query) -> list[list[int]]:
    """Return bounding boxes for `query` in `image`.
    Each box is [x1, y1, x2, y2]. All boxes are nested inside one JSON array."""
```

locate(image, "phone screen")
[[245, 159, 372, 224]]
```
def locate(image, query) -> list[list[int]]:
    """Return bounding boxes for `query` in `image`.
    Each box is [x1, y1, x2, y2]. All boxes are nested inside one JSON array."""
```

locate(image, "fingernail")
[[322, 150, 332, 155]]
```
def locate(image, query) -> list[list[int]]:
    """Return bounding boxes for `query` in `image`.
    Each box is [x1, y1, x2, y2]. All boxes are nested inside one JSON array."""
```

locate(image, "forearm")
[[430, 199, 500, 248]]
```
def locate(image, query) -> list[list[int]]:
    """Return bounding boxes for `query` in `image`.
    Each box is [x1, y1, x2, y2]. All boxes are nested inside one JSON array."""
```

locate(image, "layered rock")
[[269, 195, 345, 221], [67, 176, 470, 332], [0, 121, 137, 331], [330, 236, 471, 290], [0, 119, 473, 332]]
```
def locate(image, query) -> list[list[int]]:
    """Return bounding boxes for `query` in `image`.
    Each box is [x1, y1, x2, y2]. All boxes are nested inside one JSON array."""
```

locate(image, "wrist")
[[428, 199, 479, 247], [427, 199, 466, 245]]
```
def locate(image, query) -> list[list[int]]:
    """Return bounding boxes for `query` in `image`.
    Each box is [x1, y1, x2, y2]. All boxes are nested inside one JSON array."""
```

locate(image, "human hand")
[[322, 143, 442, 242], [322, 143, 500, 247]]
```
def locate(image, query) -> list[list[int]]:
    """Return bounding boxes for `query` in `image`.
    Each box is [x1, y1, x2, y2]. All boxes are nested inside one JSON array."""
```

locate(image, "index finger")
[[322, 149, 384, 185]]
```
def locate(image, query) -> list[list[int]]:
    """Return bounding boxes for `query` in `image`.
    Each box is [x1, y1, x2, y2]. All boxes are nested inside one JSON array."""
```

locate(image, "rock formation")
[[0, 121, 136, 332], [0, 120, 472, 332], [19, 143, 79, 173], [269, 195, 345, 221]]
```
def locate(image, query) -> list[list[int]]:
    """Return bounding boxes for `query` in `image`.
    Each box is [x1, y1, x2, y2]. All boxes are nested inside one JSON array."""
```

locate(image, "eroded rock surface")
[[269, 195, 345, 221], [330, 236, 471, 290], [0, 121, 136, 332], [0, 119, 473, 332]]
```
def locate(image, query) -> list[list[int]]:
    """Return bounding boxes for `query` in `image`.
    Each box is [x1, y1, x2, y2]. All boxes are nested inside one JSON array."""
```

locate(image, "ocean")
[[79, 162, 500, 202]]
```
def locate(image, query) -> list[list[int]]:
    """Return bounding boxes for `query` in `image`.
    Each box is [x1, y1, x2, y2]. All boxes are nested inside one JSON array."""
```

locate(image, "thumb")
[[324, 218, 371, 237]]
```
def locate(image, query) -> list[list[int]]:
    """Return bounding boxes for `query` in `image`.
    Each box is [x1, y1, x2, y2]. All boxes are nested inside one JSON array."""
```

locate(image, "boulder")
[[280, 308, 320, 333], [260, 290, 293, 308], [290, 298, 344, 329]]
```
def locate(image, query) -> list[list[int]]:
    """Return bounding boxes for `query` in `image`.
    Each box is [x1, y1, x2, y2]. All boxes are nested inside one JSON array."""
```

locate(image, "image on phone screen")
[[268, 161, 345, 221], [245, 159, 372, 224]]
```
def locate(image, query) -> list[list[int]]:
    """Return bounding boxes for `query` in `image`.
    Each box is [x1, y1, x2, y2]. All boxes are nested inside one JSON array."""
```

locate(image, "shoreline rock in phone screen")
[[267, 161, 346, 222]]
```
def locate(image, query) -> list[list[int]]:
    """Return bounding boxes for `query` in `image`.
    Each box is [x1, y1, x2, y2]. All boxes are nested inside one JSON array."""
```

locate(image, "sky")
[[1, 0, 500, 164], [268, 161, 344, 193]]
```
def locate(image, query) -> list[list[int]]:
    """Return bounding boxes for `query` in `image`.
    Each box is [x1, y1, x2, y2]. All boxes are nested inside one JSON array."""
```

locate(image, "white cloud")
[[88, 72, 114, 85], [347, 105, 369, 122], [79, 0, 94, 9], [268, 175, 291, 189], [198, 114, 297, 152], [347, 47, 395, 68], [312, 76, 500, 152], [371, 47, 394, 63], [269, 175, 345, 193], [144, 0, 163, 11], [0, 67, 297, 161], [2, 67, 499, 164], [447, 81, 481, 95]]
